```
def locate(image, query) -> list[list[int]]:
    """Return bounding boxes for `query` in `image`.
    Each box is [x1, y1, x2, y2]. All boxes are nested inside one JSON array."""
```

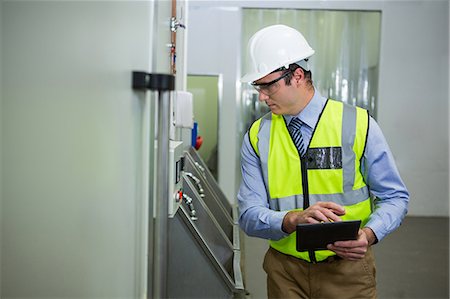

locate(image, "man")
[[238, 24, 409, 298]]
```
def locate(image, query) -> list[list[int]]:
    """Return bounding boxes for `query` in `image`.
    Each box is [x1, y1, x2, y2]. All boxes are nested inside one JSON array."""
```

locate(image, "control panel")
[[168, 140, 184, 217]]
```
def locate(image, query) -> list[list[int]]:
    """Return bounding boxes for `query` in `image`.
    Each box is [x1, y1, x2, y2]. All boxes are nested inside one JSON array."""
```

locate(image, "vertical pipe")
[[152, 90, 171, 299], [170, 0, 177, 74]]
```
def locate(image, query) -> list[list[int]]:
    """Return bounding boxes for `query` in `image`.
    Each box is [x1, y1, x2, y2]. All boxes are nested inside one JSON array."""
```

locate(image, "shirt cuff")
[[268, 210, 290, 240], [364, 217, 387, 243]]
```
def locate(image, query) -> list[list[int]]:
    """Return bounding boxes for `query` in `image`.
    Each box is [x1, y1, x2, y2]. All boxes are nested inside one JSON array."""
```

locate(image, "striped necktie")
[[288, 117, 306, 156]]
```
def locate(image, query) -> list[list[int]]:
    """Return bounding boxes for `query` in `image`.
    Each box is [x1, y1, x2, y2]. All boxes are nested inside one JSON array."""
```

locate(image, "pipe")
[[132, 72, 174, 298], [182, 193, 198, 221], [194, 161, 206, 177], [184, 172, 205, 198], [152, 90, 171, 299], [170, 0, 176, 74]]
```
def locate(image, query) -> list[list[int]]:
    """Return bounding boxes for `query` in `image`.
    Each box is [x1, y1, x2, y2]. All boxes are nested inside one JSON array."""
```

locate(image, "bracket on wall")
[[132, 71, 175, 92]]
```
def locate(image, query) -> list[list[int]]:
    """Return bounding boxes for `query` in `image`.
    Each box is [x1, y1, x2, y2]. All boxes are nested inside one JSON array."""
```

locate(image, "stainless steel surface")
[[184, 150, 235, 242], [152, 90, 171, 299], [183, 177, 234, 269], [233, 249, 245, 290], [187, 147, 234, 218], [166, 167, 245, 298], [168, 207, 235, 299]]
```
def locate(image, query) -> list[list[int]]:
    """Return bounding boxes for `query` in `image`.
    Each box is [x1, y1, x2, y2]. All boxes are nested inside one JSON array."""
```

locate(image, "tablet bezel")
[[296, 220, 361, 252]]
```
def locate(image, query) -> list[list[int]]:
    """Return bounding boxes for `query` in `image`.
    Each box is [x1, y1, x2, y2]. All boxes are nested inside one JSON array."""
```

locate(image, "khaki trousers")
[[263, 247, 377, 299]]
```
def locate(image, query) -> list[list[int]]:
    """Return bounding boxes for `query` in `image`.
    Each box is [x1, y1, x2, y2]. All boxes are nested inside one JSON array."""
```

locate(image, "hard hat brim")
[[240, 51, 314, 83], [241, 70, 270, 84]]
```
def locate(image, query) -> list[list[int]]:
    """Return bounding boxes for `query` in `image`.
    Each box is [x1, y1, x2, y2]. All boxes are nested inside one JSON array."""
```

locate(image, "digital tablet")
[[296, 220, 361, 251]]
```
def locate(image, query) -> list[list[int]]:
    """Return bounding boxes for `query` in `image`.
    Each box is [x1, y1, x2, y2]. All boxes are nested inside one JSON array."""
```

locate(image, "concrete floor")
[[242, 216, 449, 299]]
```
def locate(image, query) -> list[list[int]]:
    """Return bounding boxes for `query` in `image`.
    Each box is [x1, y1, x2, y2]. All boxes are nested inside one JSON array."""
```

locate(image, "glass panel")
[[241, 8, 381, 129], [187, 74, 221, 180]]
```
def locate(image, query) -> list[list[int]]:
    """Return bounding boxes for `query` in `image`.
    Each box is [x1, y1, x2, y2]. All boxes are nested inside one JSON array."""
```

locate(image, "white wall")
[[1, 2, 154, 297], [1, 0, 190, 296], [378, 1, 449, 216], [187, 0, 449, 216], [187, 6, 242, 202]]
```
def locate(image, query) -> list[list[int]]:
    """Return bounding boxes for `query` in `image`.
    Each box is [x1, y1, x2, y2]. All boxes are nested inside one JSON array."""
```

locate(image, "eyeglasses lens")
[[252, 71, 290, 96], [254, 82, 280, 96]]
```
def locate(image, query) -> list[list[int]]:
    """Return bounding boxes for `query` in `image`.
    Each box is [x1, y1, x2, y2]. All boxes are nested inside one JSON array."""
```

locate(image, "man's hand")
[[327, 227, 376, 261], [281, 202, 345, 234]]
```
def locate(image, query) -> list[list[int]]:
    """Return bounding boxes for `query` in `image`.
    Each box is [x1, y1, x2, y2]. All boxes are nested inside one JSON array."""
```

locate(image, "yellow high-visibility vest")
[[249, 99, 371, 262]]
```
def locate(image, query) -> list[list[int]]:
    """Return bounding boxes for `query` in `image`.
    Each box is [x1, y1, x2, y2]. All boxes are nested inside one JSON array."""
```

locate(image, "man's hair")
[[283, 63, 313, 87]]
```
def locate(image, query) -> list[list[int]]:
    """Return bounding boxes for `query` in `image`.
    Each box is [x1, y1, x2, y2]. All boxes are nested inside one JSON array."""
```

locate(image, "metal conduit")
[[153, 89, 171, 299], [131, 71, 175, 299]]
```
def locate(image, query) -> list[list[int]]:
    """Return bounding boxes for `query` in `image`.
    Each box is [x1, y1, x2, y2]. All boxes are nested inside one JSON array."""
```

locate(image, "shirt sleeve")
[[237, 132, 289, 240], [362, 116, 410, 242]]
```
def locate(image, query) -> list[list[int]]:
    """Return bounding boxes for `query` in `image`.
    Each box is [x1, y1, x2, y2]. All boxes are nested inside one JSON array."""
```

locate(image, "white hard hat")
[[241, 24, 315, 83]]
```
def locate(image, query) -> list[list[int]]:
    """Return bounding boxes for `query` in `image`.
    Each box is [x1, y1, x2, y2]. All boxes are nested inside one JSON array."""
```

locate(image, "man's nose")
[[258, 91, 269, 102]]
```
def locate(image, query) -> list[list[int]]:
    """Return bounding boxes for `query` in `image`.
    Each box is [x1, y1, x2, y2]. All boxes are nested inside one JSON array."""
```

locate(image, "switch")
[[174, 91, 194, 128], [175, 190, 183, 202]]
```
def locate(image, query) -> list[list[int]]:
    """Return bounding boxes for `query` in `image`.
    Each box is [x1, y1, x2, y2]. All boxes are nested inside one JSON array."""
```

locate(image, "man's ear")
[[293, 67, 304, 84]]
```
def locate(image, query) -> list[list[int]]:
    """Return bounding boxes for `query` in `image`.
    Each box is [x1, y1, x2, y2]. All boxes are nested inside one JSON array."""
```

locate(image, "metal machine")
[[167, 147, 244, 298], [133, 71, 244, 298]]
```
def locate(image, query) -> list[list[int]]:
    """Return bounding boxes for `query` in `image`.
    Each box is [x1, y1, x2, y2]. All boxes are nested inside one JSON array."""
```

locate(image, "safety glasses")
[[251, 70, 291, 96]]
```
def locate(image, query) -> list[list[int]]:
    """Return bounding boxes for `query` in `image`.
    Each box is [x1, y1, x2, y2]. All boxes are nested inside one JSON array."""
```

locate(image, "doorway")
[[187, 74, 222, 180]]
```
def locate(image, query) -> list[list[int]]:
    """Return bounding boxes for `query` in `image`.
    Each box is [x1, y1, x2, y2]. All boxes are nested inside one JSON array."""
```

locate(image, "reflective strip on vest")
[[272, 188, 370, 211], [342, 103, 356, 192]]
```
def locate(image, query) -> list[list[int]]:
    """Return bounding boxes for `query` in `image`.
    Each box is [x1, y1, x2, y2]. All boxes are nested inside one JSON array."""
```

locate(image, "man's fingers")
[[322, 209, 342, 222], [312, 206, 343, 222], [327, 244, 367, 260], [317, 201, 346, 215]]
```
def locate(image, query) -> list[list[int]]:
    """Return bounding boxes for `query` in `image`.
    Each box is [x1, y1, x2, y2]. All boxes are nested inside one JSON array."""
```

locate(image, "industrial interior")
[[0, 1, 448, 298]]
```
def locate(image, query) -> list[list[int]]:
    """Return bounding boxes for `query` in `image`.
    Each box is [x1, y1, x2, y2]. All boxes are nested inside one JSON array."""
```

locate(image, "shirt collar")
[[284, 88, 327, 129]]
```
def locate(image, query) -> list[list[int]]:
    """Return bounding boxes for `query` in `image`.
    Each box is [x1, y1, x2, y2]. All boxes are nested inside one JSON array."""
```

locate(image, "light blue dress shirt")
[[237, 89, 409, 242]]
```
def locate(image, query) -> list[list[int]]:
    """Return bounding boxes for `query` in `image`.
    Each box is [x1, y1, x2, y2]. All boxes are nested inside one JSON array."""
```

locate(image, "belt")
[[271, 247, 342, 264], [319, 254, 342, 263], [299, 253, 342, 264]]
